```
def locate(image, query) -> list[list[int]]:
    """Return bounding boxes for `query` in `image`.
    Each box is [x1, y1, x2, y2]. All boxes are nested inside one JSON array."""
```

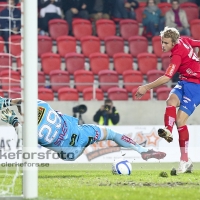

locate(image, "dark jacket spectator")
[[142, 0, 164, 37], [0, 0, 21, 52], [93, 99, 120, 126], [112, 0, 139, 19], [62, 0, 89, 34], [38, 0, 62, 33]]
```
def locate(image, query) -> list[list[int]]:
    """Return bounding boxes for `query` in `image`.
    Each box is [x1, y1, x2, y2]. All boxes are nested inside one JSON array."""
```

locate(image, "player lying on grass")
[[135, 26, 200, 173], [0, 97, 166, 161]]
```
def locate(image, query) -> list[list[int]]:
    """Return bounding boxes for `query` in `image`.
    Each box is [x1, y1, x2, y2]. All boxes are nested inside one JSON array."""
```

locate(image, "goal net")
[[0, 1, 38, 199]]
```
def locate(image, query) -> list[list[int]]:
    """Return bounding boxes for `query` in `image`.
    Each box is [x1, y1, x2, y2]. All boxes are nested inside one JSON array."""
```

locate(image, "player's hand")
[[135, 86, 148, 99], [1, 108, 19, 126]]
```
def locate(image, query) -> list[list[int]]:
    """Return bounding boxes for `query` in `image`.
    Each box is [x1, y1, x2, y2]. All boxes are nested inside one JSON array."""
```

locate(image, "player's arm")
[[135, 55, 180, 99], [1, 108, 22, 139]]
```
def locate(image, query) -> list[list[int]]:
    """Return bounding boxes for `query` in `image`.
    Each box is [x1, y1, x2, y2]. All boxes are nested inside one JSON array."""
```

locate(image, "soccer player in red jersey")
[[135, 26, 200, 173]]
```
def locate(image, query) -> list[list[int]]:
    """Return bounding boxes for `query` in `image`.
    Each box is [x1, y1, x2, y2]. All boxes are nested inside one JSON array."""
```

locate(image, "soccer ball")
[[112, 158, 132, 175]]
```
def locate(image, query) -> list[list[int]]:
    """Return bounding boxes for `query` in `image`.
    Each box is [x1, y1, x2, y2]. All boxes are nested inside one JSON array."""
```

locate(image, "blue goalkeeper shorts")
[[171, 81, 200, 116]]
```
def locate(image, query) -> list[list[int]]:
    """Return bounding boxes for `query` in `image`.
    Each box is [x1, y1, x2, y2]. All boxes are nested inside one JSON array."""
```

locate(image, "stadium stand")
[[98, 70, 119, 92], [105, 36, 124, 57], [152, 36, 163, 58], [107, 87, 128, 100], [72, 19, 92, 40], [56, 36, 76, 57], [83, 87, 104, 101], [65, 53, 85, 74], [80, 36, 101, 57], [58, 87, 79, 101], [0, 53, 12, 72], [48, 19, 69, 40], [74, 70, 94, 92], [38, 71, 46, 88], [156, 87, 171, 100], [137, 53, 157, 75], [0, 36, 4, 53], [41, 53, 61, 75], [38, 88, 54, 101], [89, 53, 109, 75], [38, 35, 53, 57], [49, 70, 70, 92], [122, 70, 143, 92], [9, 35, 21, 56], [119, 19, 139, 41], [135, 2, 146, 23], [113, 53, 133, 74], [190, 19, 200, 40], [96, 19, 116, 40], [157, 2, 172, 16], [128, 36, 148, 57]]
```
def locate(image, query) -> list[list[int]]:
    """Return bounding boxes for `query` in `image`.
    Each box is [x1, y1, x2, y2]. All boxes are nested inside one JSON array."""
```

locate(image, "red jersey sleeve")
[[164, 55, 181, 78], [184, 37, 200, 48]]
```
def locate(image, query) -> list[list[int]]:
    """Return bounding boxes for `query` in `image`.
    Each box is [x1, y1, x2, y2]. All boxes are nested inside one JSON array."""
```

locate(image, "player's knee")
[[176, 117, 185, 127]]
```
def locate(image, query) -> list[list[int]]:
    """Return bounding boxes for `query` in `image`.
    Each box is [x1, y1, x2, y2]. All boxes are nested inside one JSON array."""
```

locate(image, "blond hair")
[[160, 27, 180, 43]]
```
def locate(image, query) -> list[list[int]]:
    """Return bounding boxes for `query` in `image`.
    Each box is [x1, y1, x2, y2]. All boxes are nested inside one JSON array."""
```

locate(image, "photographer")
[[93, 99, 119, 126]]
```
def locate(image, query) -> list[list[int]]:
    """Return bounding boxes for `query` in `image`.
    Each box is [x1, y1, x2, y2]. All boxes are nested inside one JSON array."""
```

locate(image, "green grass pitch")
[[0, 163, 200, 200]]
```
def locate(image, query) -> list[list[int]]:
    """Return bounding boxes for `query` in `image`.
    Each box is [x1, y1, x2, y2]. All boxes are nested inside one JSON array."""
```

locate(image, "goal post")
[[21, 0, 38, 198]]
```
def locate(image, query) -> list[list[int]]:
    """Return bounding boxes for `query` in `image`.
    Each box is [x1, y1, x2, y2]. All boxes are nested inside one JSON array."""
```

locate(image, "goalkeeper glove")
[[1, 108, 19, 127], [0, 97, 12, 110]]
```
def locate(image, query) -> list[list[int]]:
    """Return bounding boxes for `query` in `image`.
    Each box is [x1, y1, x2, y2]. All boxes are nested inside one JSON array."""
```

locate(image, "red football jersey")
[[165, 37, 200, 84]]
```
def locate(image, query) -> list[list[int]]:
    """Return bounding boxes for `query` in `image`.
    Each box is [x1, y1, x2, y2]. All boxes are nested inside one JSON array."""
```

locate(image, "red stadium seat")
[[0, 53, 12, 72], [0, 37, 4, 53], [152, 36, 162, 58], [48, 19, 69, 40], [81, 36, 100, 57], [98, 70, 119, 92], [58, 87, 79, 101], [38, 35, 52, 57], [38, 71, 45, 88], [119, 19, 139, 40], [156, 87, 171, 100], [107, 87, 128, 100], [147, 69, 165, 83], [38, 88, 54, 101], [49, 70, 70, 92], [9, 35, 21, 56], [0, 70, 20, 90], [74, 70, 94, 92], [105, 36, 124, 57], [8, 87, 21, 98], [16, 56, 21, 71], [132, 88, 151, 100], [96, 19, 116, 40], [41, 53, 61, 75], [122, 70, 143, 92], [137, 53, 157, 75], [64, 53, 85, 74], [180, 2, 199, 23], [72, 19, 92, 40], [113, 53, 133, 74], [190, 19, 200, 40], [135, 2, 146, 23], [161, 52, 171, 71], [0, 89, 4, 97], [0, 2, 7, 12], [128, 36, 148, 57], [57, 36, 76, 57], [83, 87, 104, 100], [89, 53, 109, 75], [157, 2, 172, 16]]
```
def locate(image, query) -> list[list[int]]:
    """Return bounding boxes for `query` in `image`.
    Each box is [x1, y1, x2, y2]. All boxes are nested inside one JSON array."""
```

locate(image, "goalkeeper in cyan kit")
[[0, 97, 166, 161]]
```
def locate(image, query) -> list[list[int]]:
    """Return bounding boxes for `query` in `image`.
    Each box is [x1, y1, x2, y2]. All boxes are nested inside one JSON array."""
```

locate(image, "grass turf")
[[0, 163, 200, 200]]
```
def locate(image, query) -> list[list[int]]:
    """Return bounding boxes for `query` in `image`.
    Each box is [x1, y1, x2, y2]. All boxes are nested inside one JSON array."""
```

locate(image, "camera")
[[72, 104, 87, 114], [104, 105, 111, 111]]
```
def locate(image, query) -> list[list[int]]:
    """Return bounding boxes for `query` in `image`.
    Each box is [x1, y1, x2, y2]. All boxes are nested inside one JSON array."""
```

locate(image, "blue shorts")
[[171, 81, 200, 116]]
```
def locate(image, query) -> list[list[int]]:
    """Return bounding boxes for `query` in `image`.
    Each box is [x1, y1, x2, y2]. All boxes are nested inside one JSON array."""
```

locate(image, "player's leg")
[[158, 82, 182, 142], [101, 127, 166, 160]]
